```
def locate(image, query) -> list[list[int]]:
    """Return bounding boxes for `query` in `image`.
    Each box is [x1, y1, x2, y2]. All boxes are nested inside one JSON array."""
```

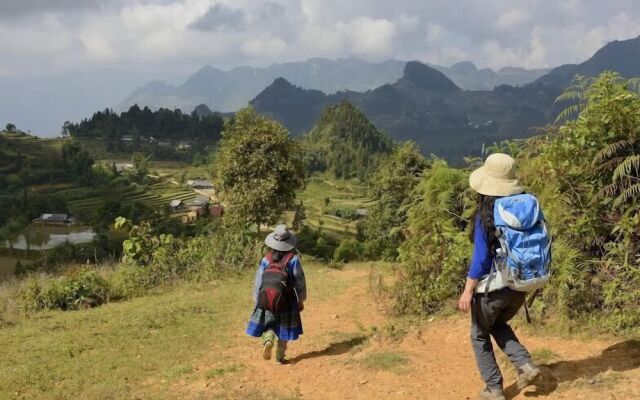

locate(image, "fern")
[[593, 139, 637, 165], [613, 183, 640, 207], [612, 154, 640, 182]]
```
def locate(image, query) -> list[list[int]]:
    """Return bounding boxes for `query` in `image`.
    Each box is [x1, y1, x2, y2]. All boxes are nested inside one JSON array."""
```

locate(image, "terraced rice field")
[[61, 180, 197, 215], [299, 175, 374, 239]]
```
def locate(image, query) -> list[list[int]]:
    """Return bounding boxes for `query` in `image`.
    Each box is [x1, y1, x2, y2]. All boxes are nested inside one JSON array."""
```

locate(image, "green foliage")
[[128, 152, 150, 183], [334, 239, 364, 262], [394, 161, 474, 314], [304, 101, 393, 179], [212, 107, 307, 230], [292, 201, 306, 231], [66, 105, 224, 160], [296, 225, 338, 260], [20, 269, 110, 311], [393, 72, 640, 332], [362, 142, 429, 260]]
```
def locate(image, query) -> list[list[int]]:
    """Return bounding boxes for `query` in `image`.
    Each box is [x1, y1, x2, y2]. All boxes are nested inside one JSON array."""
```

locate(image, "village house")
[[33, 214, 76, 225], [169, 199, 184, 211], [184, 195, 211, 216], [176, 142, 192, 150], [114, 163, 134, 173]]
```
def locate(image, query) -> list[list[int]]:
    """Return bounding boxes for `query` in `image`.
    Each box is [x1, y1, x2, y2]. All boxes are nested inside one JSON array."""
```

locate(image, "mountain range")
[[119, 59, 549, 114], [251, 36, 640, 163]]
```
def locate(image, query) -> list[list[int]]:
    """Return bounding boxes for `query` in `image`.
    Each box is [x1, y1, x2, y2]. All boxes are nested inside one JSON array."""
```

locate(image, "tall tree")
[[212, 107, 307, 231], [363, 141, 429, 259]]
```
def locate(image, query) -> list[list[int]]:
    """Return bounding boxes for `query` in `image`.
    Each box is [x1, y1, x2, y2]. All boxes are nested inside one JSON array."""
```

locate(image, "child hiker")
[[246, 225, 306, 363], [459, 154, 549, 400]]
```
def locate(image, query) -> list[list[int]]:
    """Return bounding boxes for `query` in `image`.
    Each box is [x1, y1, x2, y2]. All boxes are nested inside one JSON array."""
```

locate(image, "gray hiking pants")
[[471, 288, 532, 389]]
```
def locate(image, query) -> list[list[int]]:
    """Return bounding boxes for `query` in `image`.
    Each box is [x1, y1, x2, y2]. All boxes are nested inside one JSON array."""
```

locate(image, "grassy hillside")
[[0, 261, 357, 400], [2, 261, 638, 400], [0, 131, 65, 173]]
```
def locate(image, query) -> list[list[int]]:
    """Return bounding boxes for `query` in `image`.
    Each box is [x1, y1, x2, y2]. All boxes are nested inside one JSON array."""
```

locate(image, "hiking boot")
[[262, 340, 274, 360], [478, 387, 506, 400], [517, 362, 541, 390]]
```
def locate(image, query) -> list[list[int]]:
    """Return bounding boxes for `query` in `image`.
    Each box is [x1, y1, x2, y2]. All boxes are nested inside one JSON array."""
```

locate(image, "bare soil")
[[170, 266, 640, 400]]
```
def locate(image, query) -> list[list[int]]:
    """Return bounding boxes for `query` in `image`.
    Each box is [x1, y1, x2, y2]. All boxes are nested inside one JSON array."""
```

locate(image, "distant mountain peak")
[[450, 61, 478, 74], [401, 61, 460, 91], [272, 77, 295, 88]]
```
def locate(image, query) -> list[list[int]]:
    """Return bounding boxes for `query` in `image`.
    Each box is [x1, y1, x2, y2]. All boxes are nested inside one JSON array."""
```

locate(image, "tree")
[[292, 201, 306, 231], [304, 101, 393, 179], [5, 123, 16, 132], [130, 153, 150, 183], [212, 107, 307, 231], [362, 141, 429, 259]]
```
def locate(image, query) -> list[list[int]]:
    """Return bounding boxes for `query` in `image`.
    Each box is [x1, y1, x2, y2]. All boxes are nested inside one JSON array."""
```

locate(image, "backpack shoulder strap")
[[279, 252, 294, 269]]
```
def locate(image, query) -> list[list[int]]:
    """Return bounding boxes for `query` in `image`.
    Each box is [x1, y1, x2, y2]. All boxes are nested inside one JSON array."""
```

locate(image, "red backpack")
[[257, 252, 295, 313]]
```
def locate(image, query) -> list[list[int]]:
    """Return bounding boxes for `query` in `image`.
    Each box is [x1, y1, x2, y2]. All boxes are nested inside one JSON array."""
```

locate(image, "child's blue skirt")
[[246, 303, 303, 341]]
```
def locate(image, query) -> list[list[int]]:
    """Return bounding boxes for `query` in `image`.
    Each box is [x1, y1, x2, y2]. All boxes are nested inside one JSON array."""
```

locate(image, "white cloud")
[[345, 17, 397, 57], [242, 36, 288, 57], [496, 9, 529, 31], [2, 0, 640, 76], [426, 23, 445, 43]]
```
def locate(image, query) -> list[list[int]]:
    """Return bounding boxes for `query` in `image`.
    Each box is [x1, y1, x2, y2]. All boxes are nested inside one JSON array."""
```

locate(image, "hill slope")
[[535, 36, 640, 87], [304, 101, 394, 179], [252, 62, 557, 162]]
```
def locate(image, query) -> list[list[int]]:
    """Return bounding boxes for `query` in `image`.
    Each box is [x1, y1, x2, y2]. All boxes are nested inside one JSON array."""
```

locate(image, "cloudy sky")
[[1, 0, 639, 77]]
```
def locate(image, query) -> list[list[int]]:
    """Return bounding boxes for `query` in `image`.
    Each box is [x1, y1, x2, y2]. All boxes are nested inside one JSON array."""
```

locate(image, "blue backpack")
[[492, 194, 551, 292]]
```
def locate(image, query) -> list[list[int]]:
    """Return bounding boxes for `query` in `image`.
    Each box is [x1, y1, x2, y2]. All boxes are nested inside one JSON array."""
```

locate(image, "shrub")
[[394, 161, 474, 315], [20, 269, 110, 311], [334, 239, 364, 262]]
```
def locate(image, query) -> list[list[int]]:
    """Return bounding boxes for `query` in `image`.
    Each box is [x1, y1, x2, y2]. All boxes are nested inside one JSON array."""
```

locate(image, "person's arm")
[[458, 277, 479, 313], [458, 218, 491, 313], [252, 258, 268, 303], [291, 256, 307, 308]]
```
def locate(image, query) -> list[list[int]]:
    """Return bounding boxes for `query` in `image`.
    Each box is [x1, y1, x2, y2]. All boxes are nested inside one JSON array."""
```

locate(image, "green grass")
[[0, 261, 367, 399], [359, 351, 410, 373], [205, 363, 244, 379], [531, 347, 561, 365]]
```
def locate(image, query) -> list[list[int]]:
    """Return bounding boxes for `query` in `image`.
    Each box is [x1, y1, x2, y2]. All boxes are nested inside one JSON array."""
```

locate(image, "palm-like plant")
[[556, 73, 640, 209]]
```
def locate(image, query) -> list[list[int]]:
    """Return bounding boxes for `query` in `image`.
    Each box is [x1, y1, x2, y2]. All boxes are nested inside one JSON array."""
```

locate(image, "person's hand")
[[458, 291, 473, 313], [298, 301, 304, 312]]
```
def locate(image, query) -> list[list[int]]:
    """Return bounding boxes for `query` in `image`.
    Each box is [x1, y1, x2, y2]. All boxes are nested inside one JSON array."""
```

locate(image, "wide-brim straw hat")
[[265, 224, 297, 252], [469, 153, 524, 197]]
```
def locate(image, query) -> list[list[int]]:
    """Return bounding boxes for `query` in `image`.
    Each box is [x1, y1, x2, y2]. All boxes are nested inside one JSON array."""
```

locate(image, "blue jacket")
[[468, 216, 492, 280]]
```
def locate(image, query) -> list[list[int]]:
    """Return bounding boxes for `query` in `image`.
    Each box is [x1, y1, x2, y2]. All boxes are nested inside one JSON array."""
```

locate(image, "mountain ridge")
[[119, 58, 549, 114]]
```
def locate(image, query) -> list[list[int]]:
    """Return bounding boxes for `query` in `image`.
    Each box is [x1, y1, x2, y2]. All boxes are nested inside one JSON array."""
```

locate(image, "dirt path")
[[171, 266, 640, 400]]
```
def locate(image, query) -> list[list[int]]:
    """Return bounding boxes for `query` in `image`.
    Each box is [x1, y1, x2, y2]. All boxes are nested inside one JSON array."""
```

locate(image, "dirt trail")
[[172, 267, 640, 400]]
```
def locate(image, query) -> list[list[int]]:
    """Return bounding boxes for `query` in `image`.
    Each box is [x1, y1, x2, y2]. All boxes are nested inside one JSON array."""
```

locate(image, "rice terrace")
[[2, 1, 640, 399]]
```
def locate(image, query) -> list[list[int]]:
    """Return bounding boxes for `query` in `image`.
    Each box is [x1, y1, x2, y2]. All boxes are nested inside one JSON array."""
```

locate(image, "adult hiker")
[[458, 153, 551, 400], [246, 224, 306, 364]]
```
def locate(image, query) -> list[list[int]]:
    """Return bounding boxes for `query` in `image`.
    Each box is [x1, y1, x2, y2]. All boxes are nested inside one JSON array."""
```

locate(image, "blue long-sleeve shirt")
[[252, 254, 307, 303], [468, 217, 493, 280]]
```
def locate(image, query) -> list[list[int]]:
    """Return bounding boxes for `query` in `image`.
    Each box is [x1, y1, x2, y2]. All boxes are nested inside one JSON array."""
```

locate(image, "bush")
[[394, 161, 474, 315], [334, 239, 364, 262], [296, 225, 338, 260], [20, 269, 110, 311]]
